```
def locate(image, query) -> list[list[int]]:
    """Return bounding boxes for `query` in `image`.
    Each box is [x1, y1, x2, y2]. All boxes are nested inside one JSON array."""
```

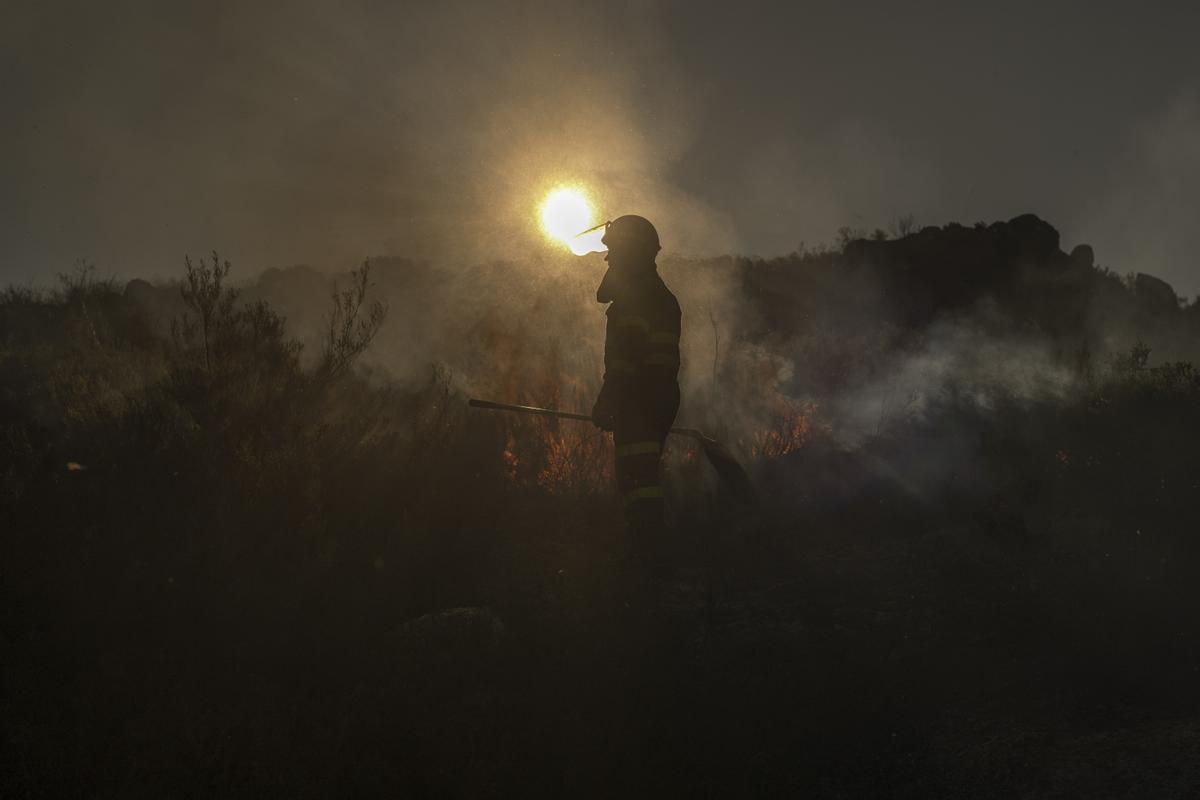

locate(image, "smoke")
[[2, 0, 736, 284], [715, 120, 946, 257], [1079, 90, 1200, 300], [828, 319, 1076, 444]]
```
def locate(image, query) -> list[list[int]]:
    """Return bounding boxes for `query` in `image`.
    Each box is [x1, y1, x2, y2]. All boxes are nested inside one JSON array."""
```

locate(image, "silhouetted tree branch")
[[174, 251, 237, 377], [320, 261, 387, 379]]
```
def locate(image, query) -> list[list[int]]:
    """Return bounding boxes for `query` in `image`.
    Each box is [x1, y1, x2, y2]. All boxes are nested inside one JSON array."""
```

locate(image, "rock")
[[1001, 213, 1060, 260], [1134, 272, 1179, 315], [122, 278, 157, 303], [1070, 244, 1095, 270], [840, 214, 1068, 326]]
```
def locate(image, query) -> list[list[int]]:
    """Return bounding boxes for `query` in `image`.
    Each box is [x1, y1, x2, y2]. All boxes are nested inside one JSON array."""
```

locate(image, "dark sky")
[[6, 1, 1200, 296]]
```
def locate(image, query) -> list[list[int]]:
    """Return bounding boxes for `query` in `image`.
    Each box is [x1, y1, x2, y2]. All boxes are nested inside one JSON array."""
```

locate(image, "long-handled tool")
[[468, 398, 756, 505]]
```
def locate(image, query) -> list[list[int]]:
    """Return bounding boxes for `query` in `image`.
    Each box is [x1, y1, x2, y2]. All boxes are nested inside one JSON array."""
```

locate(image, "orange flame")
[[748, 400, 818, 459]]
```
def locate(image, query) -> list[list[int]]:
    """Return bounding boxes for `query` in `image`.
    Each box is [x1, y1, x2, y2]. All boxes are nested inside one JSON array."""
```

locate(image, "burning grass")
[[746, 398, 820, 460], [499, 418, 613, 495]]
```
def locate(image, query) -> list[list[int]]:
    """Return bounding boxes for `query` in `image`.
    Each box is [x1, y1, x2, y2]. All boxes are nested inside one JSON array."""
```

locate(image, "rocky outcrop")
[[1134, 272, 1179, 316], [841, 214, 1079, 326], [741, 212, 1191, 353]]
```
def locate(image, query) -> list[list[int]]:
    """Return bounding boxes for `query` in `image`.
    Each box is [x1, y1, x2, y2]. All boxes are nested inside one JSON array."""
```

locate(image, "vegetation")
[[4, 220, 1200, 797]]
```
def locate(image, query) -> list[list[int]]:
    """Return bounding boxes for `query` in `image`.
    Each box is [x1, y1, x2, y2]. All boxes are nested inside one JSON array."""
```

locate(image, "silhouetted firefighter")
[[590, 215, 681, 571]]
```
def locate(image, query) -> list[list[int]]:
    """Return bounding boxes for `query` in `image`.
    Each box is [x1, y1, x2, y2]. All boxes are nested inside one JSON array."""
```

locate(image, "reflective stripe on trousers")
[[624, 486, 664, 505], [613, 429, 667, 532], [615, 440, 660, 458]]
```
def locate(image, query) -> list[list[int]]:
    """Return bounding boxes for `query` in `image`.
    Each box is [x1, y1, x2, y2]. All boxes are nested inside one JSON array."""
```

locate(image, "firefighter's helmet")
[[601, 215, 660, 255]]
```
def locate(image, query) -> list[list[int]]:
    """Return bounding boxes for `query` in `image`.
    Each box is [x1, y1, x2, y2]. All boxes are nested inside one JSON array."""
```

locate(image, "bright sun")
[[540, 187, 605, 255]]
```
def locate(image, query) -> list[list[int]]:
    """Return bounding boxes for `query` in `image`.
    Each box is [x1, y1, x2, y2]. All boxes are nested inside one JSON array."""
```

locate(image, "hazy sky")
[[5, 1, 1200, 296]]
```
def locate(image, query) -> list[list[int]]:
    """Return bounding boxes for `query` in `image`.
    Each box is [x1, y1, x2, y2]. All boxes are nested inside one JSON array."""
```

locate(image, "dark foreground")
[[7, 425, 1200, 798]]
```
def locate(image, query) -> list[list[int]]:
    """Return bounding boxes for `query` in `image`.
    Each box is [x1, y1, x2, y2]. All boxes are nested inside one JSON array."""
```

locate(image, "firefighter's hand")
[[591, 392, 615, 432]]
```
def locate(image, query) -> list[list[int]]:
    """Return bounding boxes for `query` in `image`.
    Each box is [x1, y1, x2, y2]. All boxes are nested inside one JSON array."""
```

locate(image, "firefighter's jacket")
[[596, 267, 681, 431]]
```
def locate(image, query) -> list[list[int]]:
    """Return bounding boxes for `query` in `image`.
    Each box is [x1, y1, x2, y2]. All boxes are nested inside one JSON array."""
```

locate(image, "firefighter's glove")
[[591, 386, 616, 432]]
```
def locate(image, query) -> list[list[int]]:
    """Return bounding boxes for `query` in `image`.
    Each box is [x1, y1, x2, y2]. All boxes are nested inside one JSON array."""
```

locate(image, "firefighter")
[[590, 215, 681, 572]]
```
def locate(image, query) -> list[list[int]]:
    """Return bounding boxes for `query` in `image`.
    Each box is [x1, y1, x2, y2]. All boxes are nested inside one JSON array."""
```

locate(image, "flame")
[[540, 187, 606, 255], [748, 400, 818, 459], [502, 433, 520, 481], [536, 427, 612, 493], [497, 418, 612, 495]]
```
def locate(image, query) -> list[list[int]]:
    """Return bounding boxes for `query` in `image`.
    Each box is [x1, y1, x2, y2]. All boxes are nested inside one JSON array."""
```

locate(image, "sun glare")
[[540, 187, 605, 255]]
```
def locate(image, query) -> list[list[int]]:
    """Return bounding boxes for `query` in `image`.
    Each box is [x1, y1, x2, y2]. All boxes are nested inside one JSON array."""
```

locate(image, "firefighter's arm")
[[591, 381, 616, 431]]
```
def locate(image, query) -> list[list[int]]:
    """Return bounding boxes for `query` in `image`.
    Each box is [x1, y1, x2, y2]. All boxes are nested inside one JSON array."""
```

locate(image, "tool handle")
[[468, 398, 593, 423], [467, 398, 709, 441]]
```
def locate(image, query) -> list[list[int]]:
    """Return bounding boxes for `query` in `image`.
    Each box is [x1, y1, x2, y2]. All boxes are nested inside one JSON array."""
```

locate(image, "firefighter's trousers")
[[613, 416, 670, 568]]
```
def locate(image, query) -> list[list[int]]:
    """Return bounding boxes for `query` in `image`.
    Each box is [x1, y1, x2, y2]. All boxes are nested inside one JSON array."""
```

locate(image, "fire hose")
[[468, 398, 756, 505]]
